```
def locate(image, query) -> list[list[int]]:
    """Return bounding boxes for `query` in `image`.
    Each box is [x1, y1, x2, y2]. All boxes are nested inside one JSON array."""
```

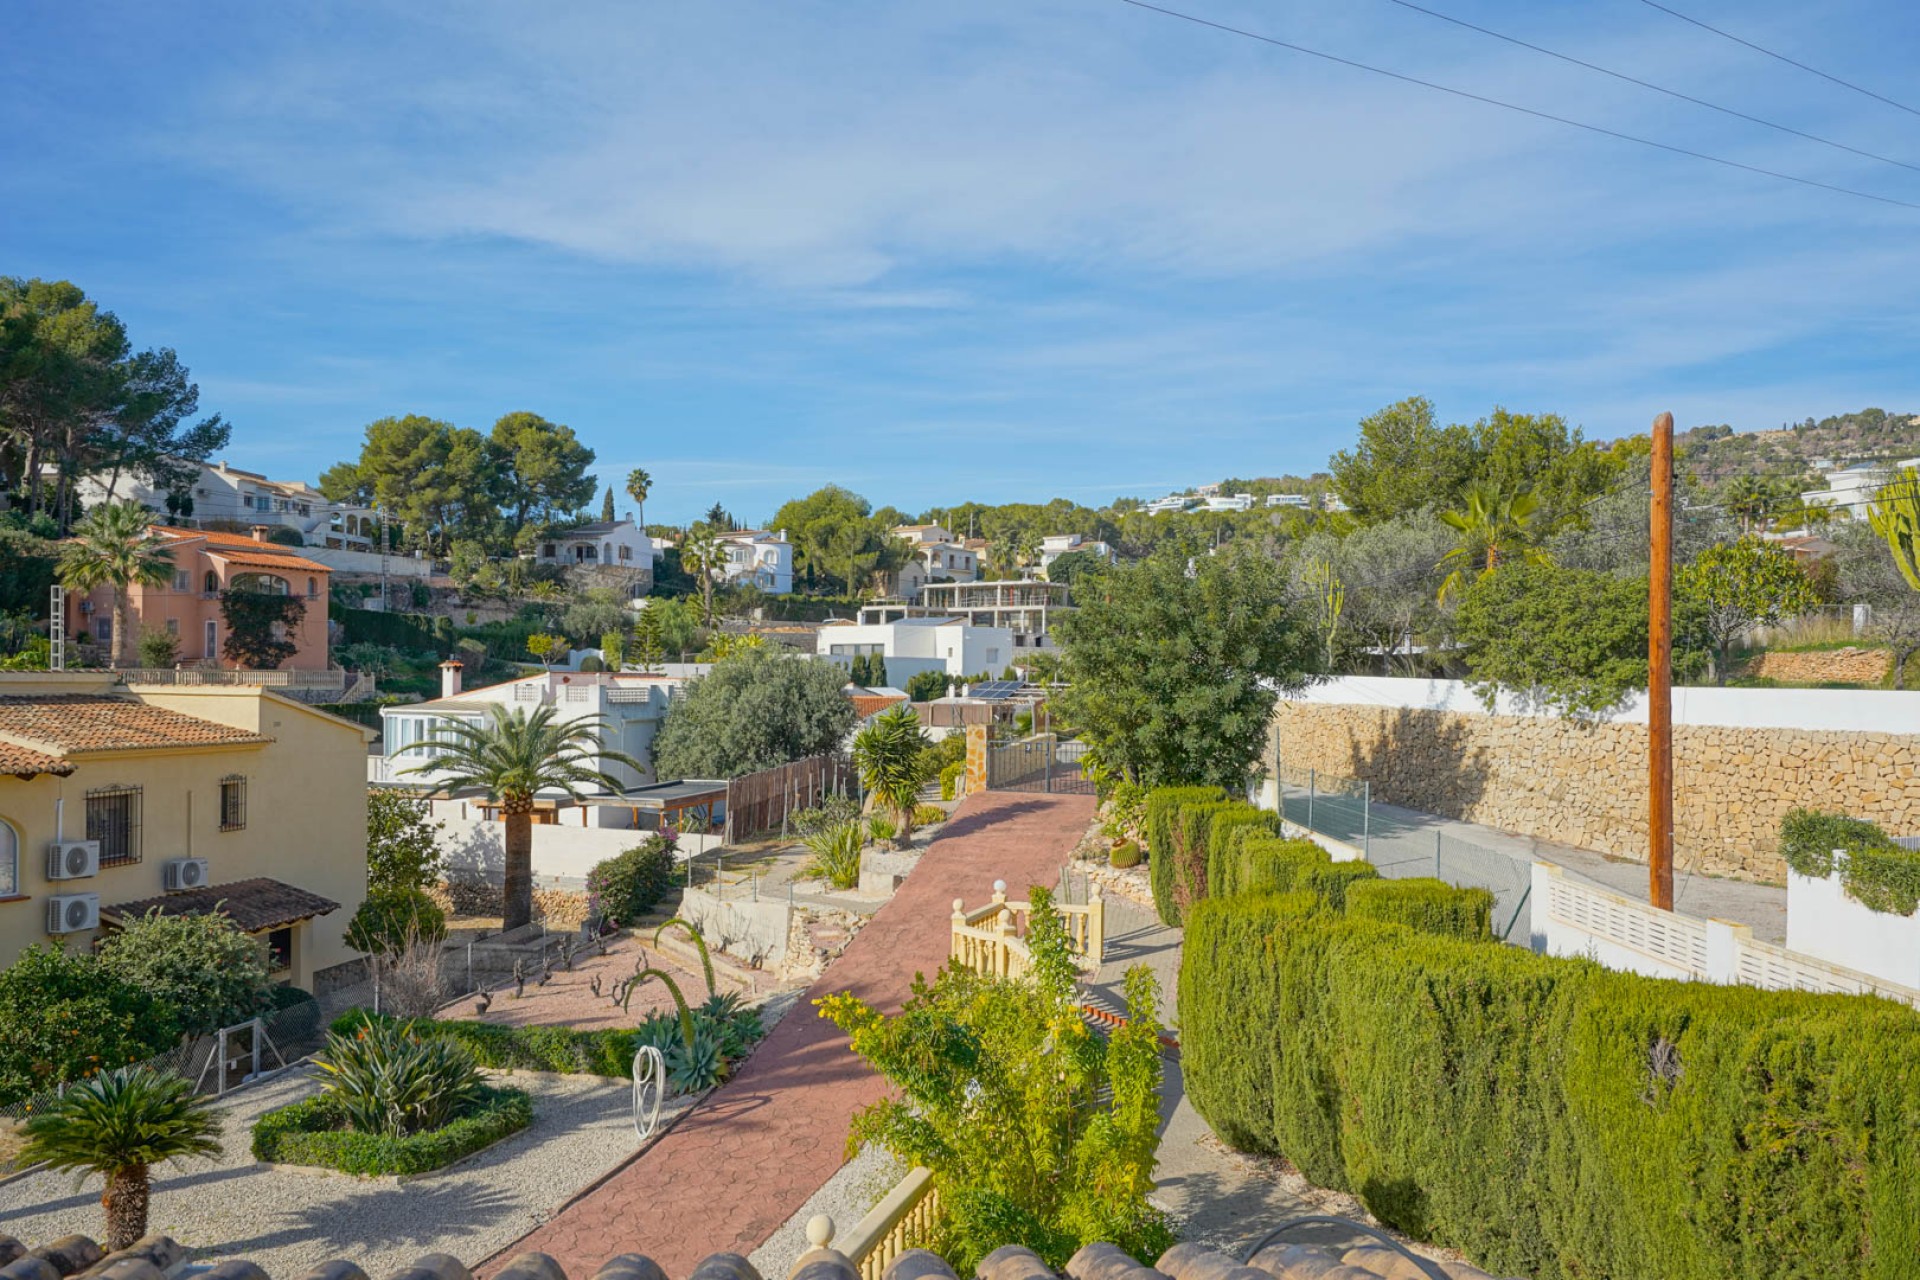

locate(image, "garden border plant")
[[251, 1085, 531, 1177]]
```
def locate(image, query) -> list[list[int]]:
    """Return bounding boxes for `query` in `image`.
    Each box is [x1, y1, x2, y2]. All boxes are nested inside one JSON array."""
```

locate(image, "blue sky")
[[6, 1, 1920, 525]]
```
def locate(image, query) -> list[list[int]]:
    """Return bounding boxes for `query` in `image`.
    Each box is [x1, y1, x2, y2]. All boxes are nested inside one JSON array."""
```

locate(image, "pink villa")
[[67, 525, 333, 670]]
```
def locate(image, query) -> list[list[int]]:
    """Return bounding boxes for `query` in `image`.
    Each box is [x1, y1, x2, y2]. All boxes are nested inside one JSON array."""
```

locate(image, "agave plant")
[[801, 820, 864, 891], [653, 917, 717, 995], [314, 1019, 484, 1138], [666, 1020, 728, 1093]]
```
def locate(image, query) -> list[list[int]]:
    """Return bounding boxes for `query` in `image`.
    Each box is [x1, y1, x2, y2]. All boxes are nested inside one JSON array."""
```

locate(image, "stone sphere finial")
[[807, 1215, 836, 1248], [993, 879, 1007, 894]]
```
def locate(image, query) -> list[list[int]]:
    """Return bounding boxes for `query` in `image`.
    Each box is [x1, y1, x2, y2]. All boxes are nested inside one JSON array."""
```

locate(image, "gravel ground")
[[0, 1067, 639, 1276], [747, 1144, 906, 1280]]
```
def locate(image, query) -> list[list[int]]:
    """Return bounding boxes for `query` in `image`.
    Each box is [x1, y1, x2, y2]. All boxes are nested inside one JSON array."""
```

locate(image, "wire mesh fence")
[[0, 995, 328, 1125], [1275, 764, 1534, 942]]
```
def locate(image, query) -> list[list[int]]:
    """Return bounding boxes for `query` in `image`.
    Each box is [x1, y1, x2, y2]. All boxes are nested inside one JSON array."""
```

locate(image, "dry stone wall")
[[1271, 700, 1920, 881], [1745, 647, 1891, 686]]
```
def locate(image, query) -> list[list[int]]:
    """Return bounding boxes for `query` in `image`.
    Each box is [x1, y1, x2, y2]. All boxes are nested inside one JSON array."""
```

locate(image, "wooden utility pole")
[[1648, 411, 1675, 911]]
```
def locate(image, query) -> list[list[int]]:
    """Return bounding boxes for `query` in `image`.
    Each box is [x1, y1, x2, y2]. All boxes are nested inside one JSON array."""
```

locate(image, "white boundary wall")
[[1278, 674, 1920, 734], [1533, 862, 1920, 1006], [300, 545, 436, 577], [1787, 865, 1920, 989], [438, 818, 723, 889]]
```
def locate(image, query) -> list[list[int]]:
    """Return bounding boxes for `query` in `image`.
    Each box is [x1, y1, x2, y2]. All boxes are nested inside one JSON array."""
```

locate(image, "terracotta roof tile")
[[205, 548, 334, 574], [851, 693, 909, 719], [0, 695, 269, 754], [0, 740, 73, 778], [104, 877, 342, 932]]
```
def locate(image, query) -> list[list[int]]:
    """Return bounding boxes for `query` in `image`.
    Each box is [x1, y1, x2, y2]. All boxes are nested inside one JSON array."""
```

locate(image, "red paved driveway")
[[484, 791, 1094, 1276]]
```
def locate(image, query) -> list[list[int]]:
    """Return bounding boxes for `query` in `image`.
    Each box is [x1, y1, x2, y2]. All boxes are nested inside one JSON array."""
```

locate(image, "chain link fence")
[[1274, 764, 1533, 942], [0, 995, 327, 1125]]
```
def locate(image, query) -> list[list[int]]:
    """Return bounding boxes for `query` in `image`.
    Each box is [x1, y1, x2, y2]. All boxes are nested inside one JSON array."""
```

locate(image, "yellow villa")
[[0, 671, 370, 991]]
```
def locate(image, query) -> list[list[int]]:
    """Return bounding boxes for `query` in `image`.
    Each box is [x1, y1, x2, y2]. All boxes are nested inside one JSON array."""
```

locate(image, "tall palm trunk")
[[103, 1164, 150, 1251], [502, 792, 534, 931], [112, 590, 131, 668]]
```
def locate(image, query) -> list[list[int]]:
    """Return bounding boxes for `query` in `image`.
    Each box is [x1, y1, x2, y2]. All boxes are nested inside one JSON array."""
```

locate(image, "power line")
[[1382, 0, 1920, 174], [1636, 0, 1920, 121], [1112, 0, 1920, 211]]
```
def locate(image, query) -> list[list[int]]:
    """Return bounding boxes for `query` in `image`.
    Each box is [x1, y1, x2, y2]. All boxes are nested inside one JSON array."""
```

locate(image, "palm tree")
[[58, 502, 176, 667], [625, 468, 652, 519], [681, 524, 722, 625], [853, 704, 932, 851], [400, 704, 641, 930], [1435, 482, 1547, 603], [19, 1066, 221, 1250]]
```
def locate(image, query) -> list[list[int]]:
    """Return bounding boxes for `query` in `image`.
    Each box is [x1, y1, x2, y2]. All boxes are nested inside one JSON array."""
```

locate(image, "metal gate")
[[986, 736, 1095, 794]]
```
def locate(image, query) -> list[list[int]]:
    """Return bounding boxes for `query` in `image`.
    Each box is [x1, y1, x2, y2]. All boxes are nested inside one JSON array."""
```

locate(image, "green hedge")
[[1180, 896, 1920, 1279], [1145, 786, 1224, 925], [1204, 806, 1279, 899], [331, 605, 441, 653], [252, 1085, 532, 1175], [332, 1011, 635, 1076], [1221, 833, 1329, 897], [1346, 878, 1494, 939], [1779, 807, 1920, 916]]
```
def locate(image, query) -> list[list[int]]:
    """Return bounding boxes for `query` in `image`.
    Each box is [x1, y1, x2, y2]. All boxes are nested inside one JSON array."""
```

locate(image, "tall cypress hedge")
[[1347, 877, 1494, 938], [1204, 805, 1279, 899], [1181, 894, 1920, 1279], [1145, 786, 1225, 925]]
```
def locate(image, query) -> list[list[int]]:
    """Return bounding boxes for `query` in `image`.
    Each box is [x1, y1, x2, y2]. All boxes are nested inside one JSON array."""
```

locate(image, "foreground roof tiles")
[[0, 695, 268, 754], [105, 877, 342, 933], [0, 1226, 1515, 1280]]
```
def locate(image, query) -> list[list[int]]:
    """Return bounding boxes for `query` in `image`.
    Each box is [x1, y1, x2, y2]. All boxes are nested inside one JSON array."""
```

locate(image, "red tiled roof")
[[0, 695, 269, 754], [205, 548, 333, 574], [850, 693, 908, 719], [0, 740, 74, 778]]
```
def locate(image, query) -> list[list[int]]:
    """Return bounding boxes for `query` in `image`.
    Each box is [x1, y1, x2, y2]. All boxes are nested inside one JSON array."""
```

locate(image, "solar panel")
[[968, 680, 1026, 701]]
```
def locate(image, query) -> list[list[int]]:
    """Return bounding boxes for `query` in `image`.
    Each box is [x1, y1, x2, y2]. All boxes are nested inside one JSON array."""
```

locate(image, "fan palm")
[[852, 704, 932, 851], [681, 524, 721, 625], [625, 468, 652, 510], [1436, 482, 1547, 603], [400, 703, 641, 930], [58, 502, 176, 667], [19, 1066, 222, 1250]]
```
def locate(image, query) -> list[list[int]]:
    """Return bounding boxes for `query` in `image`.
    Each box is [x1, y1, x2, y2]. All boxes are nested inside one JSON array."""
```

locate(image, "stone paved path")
[[483, 791, 1094, 1277]]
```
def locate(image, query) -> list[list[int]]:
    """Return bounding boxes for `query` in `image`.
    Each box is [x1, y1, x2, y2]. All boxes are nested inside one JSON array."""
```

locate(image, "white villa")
[[76, 460, 380, 549], [818, 616, 1016, 685], [1038, 533, 1114, 572], [714, 530, 794, 594]]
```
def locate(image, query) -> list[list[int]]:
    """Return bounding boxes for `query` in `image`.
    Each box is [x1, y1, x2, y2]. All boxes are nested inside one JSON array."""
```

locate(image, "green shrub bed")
[[1145, 786, 1224, 925], [332, 1011, 635, 1076], [251, 1084, 532, 1176], [1181, 894, 1920, 1279], [1780, 807, 1920, 916]]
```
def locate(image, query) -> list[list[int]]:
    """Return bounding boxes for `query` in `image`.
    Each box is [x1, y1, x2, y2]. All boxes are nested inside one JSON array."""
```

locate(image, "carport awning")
[[105, 877, 342, 933]]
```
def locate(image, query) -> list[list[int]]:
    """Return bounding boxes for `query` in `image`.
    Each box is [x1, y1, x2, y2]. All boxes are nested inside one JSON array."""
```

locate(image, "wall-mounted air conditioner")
[[164, 858, 210, 891], [47, 893, 100, 935], [46, 840, 100, 881]]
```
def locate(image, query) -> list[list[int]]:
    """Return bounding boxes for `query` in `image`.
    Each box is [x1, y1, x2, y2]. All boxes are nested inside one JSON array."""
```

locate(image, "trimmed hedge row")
[[333, 1011, 635, 1077], [1180, 895, 1920, 1279], [1347, 877, 1494, 938], [252, 1084, 533, 1176], [1144, 786, 1224, 925]]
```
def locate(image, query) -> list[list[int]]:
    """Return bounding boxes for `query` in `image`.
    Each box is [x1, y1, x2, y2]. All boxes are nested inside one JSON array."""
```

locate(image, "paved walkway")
[[484, 791, 1096, 1277], [1280, 784, 1787, 944]]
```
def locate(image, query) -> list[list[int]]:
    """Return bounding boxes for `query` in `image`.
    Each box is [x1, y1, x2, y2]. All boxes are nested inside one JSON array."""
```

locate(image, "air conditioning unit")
[[46, 840, 100, 881], [164, 858, 210, 891], [47, 893, 100, 935]]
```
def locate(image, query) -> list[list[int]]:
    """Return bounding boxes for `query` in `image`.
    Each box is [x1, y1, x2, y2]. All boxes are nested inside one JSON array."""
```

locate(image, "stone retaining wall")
[[1745, 647, 1891, 686], [1272, 700, 1920, 880]]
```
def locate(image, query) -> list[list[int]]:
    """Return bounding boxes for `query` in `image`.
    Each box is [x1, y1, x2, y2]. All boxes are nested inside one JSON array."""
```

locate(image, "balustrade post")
[[951, 898, 966, 967], [1088, 888, 1105, 966]]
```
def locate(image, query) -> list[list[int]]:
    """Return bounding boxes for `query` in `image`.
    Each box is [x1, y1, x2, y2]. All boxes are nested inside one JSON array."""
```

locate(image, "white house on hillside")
[[534, 519, 653, 594], [817, 616, 1015, 684], [1038, 533, 1113, 572], [1801, 460, 1920, 518], [76, 460, 380, 549], [714, 530, 794, 593]]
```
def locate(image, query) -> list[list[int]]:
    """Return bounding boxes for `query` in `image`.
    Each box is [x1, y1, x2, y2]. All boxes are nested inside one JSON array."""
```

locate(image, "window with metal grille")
[[219, 776, 247, 832], [86, 786, 142, 866]]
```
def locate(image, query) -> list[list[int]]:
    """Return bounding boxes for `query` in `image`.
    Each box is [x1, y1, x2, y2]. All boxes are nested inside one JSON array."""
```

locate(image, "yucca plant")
[[313, 1020, 484, 1138], [803, 820, 864, 890], [19, 1066, 221, 1250], [853, 704, 933, 850]]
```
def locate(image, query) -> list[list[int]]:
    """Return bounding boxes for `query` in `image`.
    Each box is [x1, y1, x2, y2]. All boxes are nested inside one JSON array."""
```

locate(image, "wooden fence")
[[723, 753, 855, 842]]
